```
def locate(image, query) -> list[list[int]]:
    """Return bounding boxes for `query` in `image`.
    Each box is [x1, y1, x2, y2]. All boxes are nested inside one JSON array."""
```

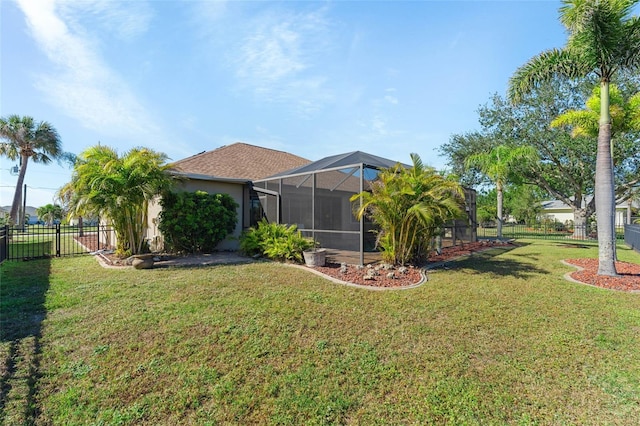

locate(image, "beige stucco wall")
[[147, 179, 246, 252], [542, 208, 627, 226]]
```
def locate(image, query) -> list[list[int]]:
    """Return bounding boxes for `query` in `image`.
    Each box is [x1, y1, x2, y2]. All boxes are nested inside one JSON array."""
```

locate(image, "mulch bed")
[[564, 259, 640, 292], [76, 234, 640, 292], [313, 240, 516, 288]]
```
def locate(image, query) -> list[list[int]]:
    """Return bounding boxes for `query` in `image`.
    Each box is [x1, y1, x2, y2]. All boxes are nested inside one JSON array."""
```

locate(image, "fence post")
[[56, 223, 61, 257]]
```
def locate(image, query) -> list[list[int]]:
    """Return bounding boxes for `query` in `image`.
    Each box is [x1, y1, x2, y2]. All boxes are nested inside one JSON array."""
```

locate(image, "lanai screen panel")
[[281, 174, 313, 230], [256, 164, 381, 253]]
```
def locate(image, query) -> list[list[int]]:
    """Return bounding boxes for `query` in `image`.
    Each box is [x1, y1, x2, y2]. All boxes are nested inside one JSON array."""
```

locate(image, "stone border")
[[285, 263, 428, 291]]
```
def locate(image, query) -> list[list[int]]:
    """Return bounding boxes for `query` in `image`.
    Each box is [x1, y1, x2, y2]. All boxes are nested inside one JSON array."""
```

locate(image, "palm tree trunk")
[[9, 154, 28, 225], [595, 81, 618, 276], [496, 180, 504, 239]]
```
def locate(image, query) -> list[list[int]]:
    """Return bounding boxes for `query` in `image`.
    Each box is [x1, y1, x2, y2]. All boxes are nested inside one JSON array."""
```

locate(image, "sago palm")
[[508, 0, 640, 276]]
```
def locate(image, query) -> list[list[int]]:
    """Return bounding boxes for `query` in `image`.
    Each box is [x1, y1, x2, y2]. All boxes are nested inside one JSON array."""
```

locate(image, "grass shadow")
[[440, 244, 549, 279], [0, 259, 51, 424]]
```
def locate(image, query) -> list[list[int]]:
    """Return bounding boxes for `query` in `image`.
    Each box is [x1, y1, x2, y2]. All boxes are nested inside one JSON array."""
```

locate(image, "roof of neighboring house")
[[170, 142, 311, 181]]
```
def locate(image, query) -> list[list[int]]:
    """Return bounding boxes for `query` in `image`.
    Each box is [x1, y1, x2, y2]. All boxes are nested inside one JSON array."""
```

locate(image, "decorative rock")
[[386, 272, 395, 279], [365, 269, 379, 278], [355, 265, 364, 270], [132, 255, 154, 269], [363, 275, 375, 280], [398, 266, 409, 274], [340, 262, 348, 274]]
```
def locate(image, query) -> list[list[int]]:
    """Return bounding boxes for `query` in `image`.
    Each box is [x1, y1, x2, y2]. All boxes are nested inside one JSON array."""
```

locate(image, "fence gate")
[[0, 224, 113, 263]]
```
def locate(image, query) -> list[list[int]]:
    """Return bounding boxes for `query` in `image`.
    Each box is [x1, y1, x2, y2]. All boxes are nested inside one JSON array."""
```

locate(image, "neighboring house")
[[146, 142, 310, 251], [541, 197, 638, 227]]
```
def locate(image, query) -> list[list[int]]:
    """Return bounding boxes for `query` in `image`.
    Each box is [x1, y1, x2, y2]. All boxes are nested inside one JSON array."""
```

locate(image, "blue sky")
[[1, 0, 570, 208]]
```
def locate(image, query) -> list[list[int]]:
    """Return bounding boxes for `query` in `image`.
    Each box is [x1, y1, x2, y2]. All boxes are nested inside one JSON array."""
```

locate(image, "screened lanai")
[[251, 151, 477, 265]]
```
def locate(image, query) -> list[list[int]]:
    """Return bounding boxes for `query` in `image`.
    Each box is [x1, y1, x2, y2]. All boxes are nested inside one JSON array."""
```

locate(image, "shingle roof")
[[170, 143, 311, 181]]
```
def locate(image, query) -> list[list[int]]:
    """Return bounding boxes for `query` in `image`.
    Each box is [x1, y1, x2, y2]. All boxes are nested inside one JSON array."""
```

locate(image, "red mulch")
[[312, 263, 424, 288], [313, 241, 516, 288], [76, 234, 640, 292], [564, 259, 640, 292]]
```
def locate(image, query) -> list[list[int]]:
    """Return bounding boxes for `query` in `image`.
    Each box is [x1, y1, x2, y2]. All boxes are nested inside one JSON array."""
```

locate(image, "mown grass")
[[1, 240, 639, 424]]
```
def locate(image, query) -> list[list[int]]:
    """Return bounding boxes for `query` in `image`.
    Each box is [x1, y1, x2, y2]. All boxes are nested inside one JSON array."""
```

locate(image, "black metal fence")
[[0, 224, 114, 263], [625, 224, 640, 253], [477, 223, 626, 241]]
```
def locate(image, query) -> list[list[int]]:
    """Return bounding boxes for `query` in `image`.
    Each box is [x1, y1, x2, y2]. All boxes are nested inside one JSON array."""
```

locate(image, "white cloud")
[[58, 0, 153, 41], [16, 0, 176, 154], [233, 6, 335, 115]]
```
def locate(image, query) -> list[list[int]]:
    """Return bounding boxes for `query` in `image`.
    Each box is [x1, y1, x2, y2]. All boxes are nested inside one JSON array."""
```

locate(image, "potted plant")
[[303, 237, 326, 267]]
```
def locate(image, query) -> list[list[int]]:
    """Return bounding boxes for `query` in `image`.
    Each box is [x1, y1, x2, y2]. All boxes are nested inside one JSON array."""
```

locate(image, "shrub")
[[239, 219, 314, 263], [159, 191, 238, 253]]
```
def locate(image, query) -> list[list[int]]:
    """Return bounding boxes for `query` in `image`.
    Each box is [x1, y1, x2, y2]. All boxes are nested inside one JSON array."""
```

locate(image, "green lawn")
[[1, 240, 640, 424]]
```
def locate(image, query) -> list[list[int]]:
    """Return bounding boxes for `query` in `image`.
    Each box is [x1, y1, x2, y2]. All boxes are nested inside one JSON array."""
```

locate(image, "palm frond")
[[508, 49, 586, 103]]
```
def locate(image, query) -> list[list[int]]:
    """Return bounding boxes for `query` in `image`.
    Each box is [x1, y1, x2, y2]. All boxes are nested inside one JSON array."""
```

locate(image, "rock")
[[386, 272, 395, 279], [132, 257, 154, 269], [398, 266, 409, 274]]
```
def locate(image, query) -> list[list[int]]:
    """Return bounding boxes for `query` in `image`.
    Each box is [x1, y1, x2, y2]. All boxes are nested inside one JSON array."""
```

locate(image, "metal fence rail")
[[1, 224, 113, 262], [625, 224, 640, 253], [478, 223, 625, 241]]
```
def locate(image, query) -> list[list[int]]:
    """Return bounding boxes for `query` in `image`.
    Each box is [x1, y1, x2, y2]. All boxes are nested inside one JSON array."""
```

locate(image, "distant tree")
[[476, 189, 498, 227], [64, 145, 175, 256], [0, 115, 62, 225], [351, 153, 464, 265], [508, 0, 640, 276], [504, 184, 545, 226], [465, 145, 537, 239], [36, 204, 64, 226], [442, 78, 640, 240]]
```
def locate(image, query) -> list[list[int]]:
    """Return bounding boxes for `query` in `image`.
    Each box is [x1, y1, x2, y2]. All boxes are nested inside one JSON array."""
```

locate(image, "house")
[[541, 197, 638, 227], [146, 143, 310, 250], [145, 143, 477, 264]]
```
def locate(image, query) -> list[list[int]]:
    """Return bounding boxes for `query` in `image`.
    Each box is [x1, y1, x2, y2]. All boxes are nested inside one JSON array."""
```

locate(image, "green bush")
[[239, 219, 314, 263], [159, 191, 238, 253]]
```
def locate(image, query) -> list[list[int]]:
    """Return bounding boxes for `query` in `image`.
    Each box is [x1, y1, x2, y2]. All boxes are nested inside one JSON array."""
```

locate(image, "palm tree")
[[551, 85, 640, 139], [465, 145, 537, 239], [508, 0, 640, 276], [0, 115, 62, 225], [351, 153, 464, 265], [36, 203, 63, 226], [64, 145, 175, 256]]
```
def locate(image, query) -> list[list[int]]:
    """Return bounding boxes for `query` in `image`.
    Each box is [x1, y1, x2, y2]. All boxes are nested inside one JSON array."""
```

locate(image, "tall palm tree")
[[508, 0, 640, 276], [0, 115, 62, 225], [64, 145, 175, 255], [465, 145, 537, 239], [351, 153, 464, 265]]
